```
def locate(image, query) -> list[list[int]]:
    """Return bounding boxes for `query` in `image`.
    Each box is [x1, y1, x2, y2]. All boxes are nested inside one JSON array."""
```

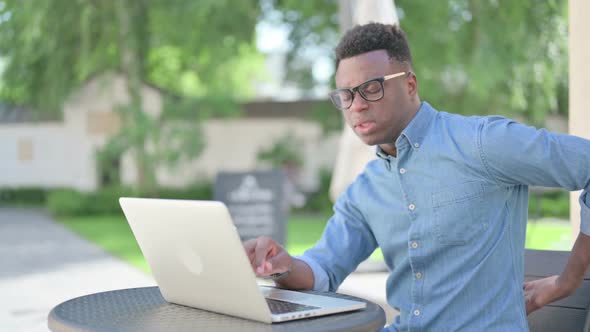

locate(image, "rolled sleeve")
[[580, 191, 590, 236], [479, 118, 590, 236], [479, 117, 590, 190], [295, 254, 330, 291]]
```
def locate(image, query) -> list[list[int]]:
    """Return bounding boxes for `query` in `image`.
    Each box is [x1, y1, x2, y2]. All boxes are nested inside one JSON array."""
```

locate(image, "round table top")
[[48, 286, 386, 332]]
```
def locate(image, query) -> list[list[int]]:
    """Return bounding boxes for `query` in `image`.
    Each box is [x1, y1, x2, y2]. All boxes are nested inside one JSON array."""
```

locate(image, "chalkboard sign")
[[214, 170, 287, 245]]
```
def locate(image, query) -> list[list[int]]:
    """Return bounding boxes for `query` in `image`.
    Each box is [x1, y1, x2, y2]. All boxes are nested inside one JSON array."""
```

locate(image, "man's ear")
[[407, 72, 418, 97]]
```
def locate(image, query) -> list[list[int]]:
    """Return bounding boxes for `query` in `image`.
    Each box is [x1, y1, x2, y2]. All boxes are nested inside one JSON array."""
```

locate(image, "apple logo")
[[179, 244, 204, 275]]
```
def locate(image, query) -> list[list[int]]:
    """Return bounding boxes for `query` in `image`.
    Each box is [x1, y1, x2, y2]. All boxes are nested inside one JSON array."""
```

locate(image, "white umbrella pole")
[[330, 0, 399, 202]]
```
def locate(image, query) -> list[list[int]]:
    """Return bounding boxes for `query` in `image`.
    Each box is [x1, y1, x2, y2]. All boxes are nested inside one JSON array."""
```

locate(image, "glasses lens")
[[329, 90, 353, 110], [359, 80, 383, 101]]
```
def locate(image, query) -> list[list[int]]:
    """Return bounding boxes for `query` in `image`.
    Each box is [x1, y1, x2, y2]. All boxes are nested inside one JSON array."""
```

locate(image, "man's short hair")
[[335, 22, 413, 68]]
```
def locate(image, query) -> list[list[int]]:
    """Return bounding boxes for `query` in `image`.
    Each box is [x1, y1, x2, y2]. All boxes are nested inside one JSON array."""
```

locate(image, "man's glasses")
[[329, 71, 410, 110]]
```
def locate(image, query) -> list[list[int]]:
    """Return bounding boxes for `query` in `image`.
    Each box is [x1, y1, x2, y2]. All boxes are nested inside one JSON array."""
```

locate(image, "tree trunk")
[[116, 0, 154, 193]]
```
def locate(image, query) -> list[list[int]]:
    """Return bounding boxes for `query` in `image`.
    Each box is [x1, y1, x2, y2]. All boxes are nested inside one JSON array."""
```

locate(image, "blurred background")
[[0, 0, 584, 330]]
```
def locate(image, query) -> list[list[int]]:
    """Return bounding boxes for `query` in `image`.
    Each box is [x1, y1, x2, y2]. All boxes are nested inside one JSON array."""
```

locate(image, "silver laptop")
[[119, 197, 366, 323]]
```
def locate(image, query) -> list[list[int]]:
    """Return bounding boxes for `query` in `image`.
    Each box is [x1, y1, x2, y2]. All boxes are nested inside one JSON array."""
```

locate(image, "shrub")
[[150, 183, 212, 201], [46, 183, 212, 217], [0, 187, 48, 206], [87, 187, 138, 215], [46, 189, 88, 216], [293, 169, 334, 215], [528, 190, 570, 219]]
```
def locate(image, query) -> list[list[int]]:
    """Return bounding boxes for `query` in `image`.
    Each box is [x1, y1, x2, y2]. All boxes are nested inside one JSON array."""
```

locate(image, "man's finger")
[[248, 251, 256, 270], [254, 237, 272, 269], [243, 239, 257, 255], [243, 239, 259, 270]]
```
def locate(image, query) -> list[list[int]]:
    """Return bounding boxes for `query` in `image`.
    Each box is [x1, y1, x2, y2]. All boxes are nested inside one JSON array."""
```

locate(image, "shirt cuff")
[[295, 254, 330, 292], [579, 191, 590, 236]]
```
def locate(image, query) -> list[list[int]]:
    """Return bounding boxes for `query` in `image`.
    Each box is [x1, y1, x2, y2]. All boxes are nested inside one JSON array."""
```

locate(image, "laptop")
[[118, 197, 366, 323]]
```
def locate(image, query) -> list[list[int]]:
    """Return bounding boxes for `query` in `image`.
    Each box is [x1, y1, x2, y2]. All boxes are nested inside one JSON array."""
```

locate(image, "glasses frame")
[[329, 71, 410, 110]]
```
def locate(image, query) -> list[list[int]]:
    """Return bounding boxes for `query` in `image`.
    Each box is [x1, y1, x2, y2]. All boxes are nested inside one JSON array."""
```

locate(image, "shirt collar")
[[374, 101, 436, 160], [375, 145, 389, 160], [399, 101, 436, 150]]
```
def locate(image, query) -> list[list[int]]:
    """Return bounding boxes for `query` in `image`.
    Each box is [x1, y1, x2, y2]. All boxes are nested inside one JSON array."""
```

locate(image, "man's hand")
[[243, 236, 293, 277], [523, 275, 571, 315]]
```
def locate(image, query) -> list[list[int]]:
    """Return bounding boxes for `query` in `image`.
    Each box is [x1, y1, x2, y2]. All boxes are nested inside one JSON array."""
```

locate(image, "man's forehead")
[[335, 50, 394, 87]]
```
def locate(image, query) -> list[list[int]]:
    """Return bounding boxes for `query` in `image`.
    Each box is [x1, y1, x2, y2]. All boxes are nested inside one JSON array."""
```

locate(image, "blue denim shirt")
[[298, 102, 590, 332]]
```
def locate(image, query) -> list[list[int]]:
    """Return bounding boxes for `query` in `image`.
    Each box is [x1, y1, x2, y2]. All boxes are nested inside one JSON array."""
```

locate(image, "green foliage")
[[256, 132, 304, 168], [271, 0, 568, 125], [528, 190, 570, 219], [162, 95, 242, 121], [46, 184, 213, 217], [309, 101, 343, 134], [293, 168, 334, 215], [0, 0, 264, 191], [149, 185, 213, 201], [0, 187, 48, 206], [397, 0, 568, 125], [0, 0, 263, 111], [47, 189, 90, 217], [47, 187, 136, 217], [268, 0, 340, 90]]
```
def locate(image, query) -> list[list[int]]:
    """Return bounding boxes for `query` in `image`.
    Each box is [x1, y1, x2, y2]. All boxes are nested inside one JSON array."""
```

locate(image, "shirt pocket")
[[431, 181, 488, 246]]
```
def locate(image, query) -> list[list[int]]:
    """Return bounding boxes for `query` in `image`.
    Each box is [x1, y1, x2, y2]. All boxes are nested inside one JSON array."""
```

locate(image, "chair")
[[525, 249, 590, 332]]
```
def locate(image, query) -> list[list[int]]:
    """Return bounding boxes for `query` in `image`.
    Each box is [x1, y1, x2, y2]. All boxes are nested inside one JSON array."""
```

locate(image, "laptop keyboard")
[[266, 298, 320, 314]]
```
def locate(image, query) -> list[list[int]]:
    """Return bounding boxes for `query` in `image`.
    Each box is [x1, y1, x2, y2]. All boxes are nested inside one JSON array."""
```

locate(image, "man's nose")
[[349, 92, 369, 113]]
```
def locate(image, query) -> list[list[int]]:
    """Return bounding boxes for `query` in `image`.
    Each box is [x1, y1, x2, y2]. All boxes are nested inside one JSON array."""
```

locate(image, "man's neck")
[[379, 144, 397, 157], [378, 100, 422, 158]]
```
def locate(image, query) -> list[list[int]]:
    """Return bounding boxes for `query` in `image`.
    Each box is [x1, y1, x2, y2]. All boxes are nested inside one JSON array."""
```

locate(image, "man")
[[244, 23, 590, 331]]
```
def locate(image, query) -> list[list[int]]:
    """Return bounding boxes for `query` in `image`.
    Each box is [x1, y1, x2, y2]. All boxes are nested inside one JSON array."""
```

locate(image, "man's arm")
[[479, 117, 590, 314], [244, 179, 378, 292], [274, 258, 315, 290], [524, 232, 590, 314], [525, 193, 590, 313], [558, 232, 590, 294]]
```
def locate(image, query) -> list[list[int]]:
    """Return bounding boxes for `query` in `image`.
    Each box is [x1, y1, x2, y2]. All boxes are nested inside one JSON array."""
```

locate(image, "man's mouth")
[[355, 121, 376, 134]]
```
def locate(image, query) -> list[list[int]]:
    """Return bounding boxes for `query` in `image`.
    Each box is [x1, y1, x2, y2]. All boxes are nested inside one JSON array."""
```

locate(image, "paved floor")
[[0, 208, 154, 332], [0, 207, 396, 331]]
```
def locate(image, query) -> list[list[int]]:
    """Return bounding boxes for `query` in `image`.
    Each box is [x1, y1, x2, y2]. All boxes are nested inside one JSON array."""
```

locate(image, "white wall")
[[0, 117, 339, 192], [0, 123, 97, 190], [153, 118, 340, 191], [0, 73, 164, 191], [0, 73, 339, 191]]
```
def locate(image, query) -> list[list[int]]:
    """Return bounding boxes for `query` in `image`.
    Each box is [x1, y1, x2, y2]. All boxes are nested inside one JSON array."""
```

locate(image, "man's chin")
[[353, 129, 383, 146], [358, 136, 378, 146]]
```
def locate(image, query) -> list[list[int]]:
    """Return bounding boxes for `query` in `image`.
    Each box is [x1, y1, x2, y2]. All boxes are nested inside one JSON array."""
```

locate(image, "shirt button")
[[408, 204, 416, 211], [414, 309, 421, 316], [415, 272, 422, 279], [414, 142, 420, 148], [399, 168, 406, 174], [411, 242, 418, 249]]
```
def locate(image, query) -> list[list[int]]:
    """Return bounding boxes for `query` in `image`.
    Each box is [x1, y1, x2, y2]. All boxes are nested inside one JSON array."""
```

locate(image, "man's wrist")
[[270, 256, 294, 280], [556, 274, 579, 297], [269, 271, 289, 280]]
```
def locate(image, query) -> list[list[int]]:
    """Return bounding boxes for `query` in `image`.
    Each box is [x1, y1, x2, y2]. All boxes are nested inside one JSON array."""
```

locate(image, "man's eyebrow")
[[337, 71, 386, 89]]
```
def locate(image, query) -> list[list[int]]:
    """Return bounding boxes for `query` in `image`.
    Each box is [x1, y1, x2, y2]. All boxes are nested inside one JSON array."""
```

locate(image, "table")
[[48, 286, 386, 332]]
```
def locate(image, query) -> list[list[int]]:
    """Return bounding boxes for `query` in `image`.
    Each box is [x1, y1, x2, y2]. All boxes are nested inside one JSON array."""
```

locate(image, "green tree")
[[398, 0, 568, 125], [270, 0, 568, 125], [0, 0, 263, 191], [257, 132, 304, 168]]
